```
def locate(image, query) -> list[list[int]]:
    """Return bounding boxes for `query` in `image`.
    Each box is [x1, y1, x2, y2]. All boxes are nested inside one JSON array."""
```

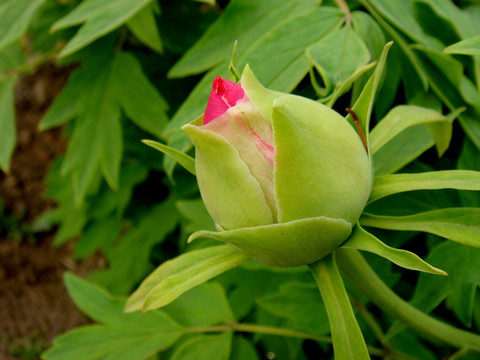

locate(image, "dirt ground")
[[0, 63, 105, 359]]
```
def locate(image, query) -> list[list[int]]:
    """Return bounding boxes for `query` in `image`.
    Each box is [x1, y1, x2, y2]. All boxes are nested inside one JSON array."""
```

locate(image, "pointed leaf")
[[389, 240, 480, 338], [52, 0, 153, 57], [125, 245, 248, 313], [372, 124, 433, 175], [168, 0, 320, 77], [445, 35, 480, 56], [357, 0, 429, 90], [99, 107, 122, 191], [348, 41, 392, 152], [112, 52, 168, 138], [165, 6, 343, 139], [307, 25, 370, 97], [43, 273, 183, 360], [370, 170, 480, 203], [0, 0, 46, 50], [360, 208, 480, 248], [370, 105, 452, 157], [126, 3, 162, 52], [143, 140, 195, 175], [90, 200, 179, 296], [39, 67, 91, 130], [341, 225, 446, 275]]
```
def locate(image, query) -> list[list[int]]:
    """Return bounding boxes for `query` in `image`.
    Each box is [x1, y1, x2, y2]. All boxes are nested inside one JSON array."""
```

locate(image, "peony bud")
[[182, 66, 372, 267]]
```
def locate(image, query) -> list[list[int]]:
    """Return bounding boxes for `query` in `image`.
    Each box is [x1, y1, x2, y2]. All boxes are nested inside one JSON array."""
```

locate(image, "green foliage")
[[0, 0, 479, 359]]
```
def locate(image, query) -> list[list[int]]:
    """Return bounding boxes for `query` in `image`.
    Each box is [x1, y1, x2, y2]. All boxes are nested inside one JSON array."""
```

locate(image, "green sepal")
[[341, 225, 447, 275], [272, 94, 371, 224], [240, 64, 284, 121], [142, 139, 196, 175], [188, 216, 352, 267], [182, 118, 274, 230]]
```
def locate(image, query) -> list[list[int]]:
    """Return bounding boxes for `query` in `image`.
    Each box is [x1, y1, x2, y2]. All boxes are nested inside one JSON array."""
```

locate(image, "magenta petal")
[[203, 76, 245, 124]]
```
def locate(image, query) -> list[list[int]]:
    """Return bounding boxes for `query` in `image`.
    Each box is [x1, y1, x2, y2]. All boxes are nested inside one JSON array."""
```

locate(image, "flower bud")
[[182, 66, 372, 267]]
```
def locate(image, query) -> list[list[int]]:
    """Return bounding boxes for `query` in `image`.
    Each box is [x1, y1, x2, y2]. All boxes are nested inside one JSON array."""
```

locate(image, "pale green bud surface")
[[182, 65, 372, 267]]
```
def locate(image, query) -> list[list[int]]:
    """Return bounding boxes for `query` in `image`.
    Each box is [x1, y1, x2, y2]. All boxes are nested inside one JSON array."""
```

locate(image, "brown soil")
[[0, 63, 105, 359]]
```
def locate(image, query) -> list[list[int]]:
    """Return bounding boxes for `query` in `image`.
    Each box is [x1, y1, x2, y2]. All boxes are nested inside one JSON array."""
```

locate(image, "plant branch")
[[336, 248, 480, 353], [186, 323, 331, 343], [186, 321, 385, 357], [334, 0, 352, 24], [0, 47, 61, 83]]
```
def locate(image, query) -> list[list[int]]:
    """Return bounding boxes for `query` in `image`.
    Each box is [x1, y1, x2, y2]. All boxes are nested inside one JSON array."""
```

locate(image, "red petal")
[[203, 76, 245, 124]]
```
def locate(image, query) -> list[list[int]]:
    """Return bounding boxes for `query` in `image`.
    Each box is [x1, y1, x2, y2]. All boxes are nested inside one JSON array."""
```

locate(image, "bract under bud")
[[182, 65, 372, 267]]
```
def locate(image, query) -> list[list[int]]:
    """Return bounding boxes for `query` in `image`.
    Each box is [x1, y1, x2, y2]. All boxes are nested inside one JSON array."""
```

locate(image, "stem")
[[336, 248, 480, 353], [0, 47, 61, 82], [351, 296, 387, 346], [186, 323, 331, 343], [186, 322, 385, 357], [309, 254, 371, 360], [334, 0, 352, 24]]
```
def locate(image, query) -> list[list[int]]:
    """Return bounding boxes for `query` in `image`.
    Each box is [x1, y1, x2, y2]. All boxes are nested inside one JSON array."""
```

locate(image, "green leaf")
[[52, 0, 153, 57], [230, 336, 260, 360], [176, 198, 215, 234], [0, 76, 16, 173], [112, 52, 169, 139], [99, 108, 122, 191], [341, 225, 446, 275], [39, 66, 92, 131], [257, 282, 329, 335], [370, 105, 452, 157], [309, 255, 370, 360], [307, 25, 370, 98], [369, 170, 480, 203], [60, 64, 122, 204], [237, 7, 343, 92], [73, 216, 121, 260], [358, 0, 429, 90], [363, 0, 440, 48], [90, 199, 179, 295], [162, 6, 344, 177], [170, 333, 232, 360], [411, 45, 480, 150], [125, 245, 248, 313], [54, 51, 164, 205], [415, 0, 475, 40], [352, 11, 386, 61], [168, 0, 320, 77], [349, 41, 392, 153], [372, 124, 433, 176], [445, 35, 480, 56], [126, 3, 162, 52], [43, 273, 183, 360], [0, 0, 46, 50], [391, 241, 480, 333], [388, 331, 437, 360], [360, 208, 480, 248], [143, 140, 195, 175], [458, 139, 480, 207], [163, 283, 235, 327], [216, 267, 298, 320]]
